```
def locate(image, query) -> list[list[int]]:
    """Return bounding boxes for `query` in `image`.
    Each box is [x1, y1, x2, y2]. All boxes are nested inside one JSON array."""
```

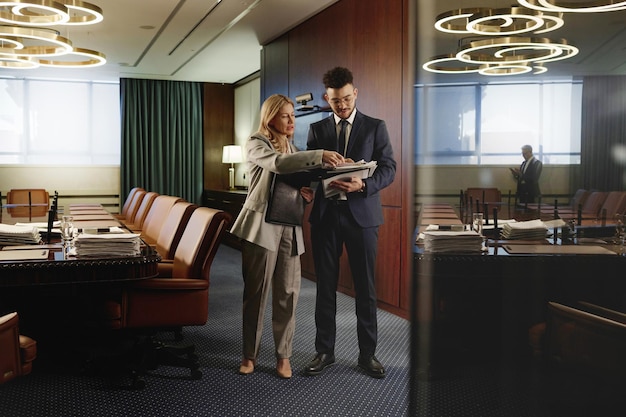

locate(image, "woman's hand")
[[300, 187, 315, 203], [322, 151, 344, 168]]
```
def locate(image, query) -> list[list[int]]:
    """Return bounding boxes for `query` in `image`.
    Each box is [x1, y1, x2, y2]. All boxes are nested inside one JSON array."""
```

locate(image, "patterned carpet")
[[0, 244, 410, 417]]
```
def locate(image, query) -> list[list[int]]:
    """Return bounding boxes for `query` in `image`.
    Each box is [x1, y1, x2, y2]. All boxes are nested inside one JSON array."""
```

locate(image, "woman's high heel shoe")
[[276, 359, 292, 379], [239, 358, 255, 375]]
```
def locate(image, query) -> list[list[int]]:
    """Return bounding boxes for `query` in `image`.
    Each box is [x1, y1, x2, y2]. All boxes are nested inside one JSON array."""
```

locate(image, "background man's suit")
[[517, 157, 543, 204]]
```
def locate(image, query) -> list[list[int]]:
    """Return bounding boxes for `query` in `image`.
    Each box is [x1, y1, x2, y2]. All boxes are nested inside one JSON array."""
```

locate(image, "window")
[[415, 80, 582, 165], [0, 78, 120, 165]]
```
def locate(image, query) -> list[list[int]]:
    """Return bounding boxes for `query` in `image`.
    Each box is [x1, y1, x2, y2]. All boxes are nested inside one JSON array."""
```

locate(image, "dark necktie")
[[338, 119, 348, 156]]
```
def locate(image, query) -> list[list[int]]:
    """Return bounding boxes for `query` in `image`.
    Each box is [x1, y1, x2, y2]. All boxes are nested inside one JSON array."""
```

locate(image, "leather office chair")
[[578, 191, 626, 226], [542, 301, 626, 378], [114, 189, 146, 224], [115, 187, 144, 220], [6, 188, 50, 217], [558, 191, 608, 224], [464, 187, 502, 214], [121, 191, 159, 230], [536, 188, 590, 215], [136, 195, 183, 243], [154, 201, 197, 260], [0, 312, 37, 384], [110, 207, 231, 388]]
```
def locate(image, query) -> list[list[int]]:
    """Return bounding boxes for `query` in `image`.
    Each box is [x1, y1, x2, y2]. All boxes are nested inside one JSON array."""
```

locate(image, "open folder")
[[322, 160, 377, 198]]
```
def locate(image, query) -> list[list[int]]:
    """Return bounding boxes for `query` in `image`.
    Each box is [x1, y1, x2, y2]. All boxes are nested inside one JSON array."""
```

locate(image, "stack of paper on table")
[[501, 219, 548, 240], [0, 223, 43, 245], [15, 221, 61, 234], [74, 233, 141, 258], [322, 160, 377, 198], [422, 230, 484, 253]]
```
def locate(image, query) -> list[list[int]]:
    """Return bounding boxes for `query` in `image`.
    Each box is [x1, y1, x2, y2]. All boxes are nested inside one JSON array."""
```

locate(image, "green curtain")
[[120, 78, 203, 204], [581, 76, 626, 191]]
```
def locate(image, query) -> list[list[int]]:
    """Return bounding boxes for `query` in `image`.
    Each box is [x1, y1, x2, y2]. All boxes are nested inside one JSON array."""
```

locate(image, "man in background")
[[510, 144, 543, 204]]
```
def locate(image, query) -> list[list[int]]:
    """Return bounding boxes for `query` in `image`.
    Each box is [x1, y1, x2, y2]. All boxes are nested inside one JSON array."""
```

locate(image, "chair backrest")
[[598, 191, 626, 220], [123, 189, 146, 223], [140, 195, 183, 242], [6, 189, 49, 207], [545, 301, 626, 377], [569, 189, 590, 209], [126, 191, 158, 228], [120, 187, 144, 218], [171, 207, 232, 279], [465, 187, 502, 211], [581, 191, 608, 216], [0, 312, 21, 384], [156, 201, 197, 260]]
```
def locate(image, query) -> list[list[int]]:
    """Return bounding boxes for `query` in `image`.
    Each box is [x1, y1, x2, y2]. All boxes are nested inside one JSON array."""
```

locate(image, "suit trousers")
[[241, 226, 301, 360], [311, 203, 379, 357]]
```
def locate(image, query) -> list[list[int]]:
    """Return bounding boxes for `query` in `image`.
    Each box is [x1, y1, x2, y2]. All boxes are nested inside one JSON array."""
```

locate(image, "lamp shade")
[[222, 145, 243, 164]]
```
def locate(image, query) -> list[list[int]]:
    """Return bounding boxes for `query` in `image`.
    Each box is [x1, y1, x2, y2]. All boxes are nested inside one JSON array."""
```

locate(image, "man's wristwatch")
[[358, 181, 366, 193]]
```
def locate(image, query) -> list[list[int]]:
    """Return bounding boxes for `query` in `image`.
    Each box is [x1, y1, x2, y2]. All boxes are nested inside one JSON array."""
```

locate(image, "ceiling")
[[0, 1, 625, 84], [417, 1, 626, 84], [0, 0, 339, 83]]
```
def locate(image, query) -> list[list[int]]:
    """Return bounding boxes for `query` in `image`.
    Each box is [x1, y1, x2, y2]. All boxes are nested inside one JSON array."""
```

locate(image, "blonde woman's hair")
[[258, 94, 294, 154]]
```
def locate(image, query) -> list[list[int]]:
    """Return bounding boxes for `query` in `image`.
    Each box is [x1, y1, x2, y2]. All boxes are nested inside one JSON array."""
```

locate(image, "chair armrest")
[[157, 260, 174, 277], [130, 278, 208, 291]]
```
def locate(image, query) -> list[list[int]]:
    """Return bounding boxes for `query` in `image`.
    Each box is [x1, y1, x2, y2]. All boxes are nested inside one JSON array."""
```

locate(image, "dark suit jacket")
[[517, 157, 543, 203], [306, 111, 396, 228]]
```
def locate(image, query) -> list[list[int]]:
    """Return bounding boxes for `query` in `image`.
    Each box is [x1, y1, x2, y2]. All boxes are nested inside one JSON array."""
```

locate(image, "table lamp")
[[222, 145, 243, 190]]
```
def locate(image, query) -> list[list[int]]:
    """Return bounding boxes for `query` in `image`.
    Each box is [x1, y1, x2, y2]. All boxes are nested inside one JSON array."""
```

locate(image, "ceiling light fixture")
[[426, 5, 576, 76], [434, 6, 564, 36], [0, 0, 105, 69], [457, 36, 579, 65], [423, 37, 578, 76], [518, 0, 626, 13]]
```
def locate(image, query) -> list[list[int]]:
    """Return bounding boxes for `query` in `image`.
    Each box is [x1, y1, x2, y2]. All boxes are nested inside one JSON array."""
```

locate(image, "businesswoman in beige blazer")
[[230, 94, 344, 379]]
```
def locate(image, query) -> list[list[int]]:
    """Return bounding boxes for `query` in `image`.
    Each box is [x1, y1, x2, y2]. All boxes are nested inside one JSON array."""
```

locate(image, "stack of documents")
[[422, 230, 484, 253], [501, 219, 549, 240], [15, 221, 61, 235], [0, 223, 43, 245], [322, 160, 377, 198], [74, 233, 141, 258]]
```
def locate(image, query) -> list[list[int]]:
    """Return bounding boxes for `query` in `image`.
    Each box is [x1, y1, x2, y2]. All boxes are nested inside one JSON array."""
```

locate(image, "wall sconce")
[[222, 145, 243, 190]]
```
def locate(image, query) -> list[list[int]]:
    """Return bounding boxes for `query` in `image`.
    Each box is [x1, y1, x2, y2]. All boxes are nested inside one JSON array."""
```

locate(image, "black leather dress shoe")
[[358, 355, 386, 379], [304, 353, 335, 376]]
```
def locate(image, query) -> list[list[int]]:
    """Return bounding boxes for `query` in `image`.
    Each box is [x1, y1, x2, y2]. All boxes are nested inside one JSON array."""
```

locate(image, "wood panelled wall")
[[203, 83, 235, 191], [261, 0, 414, 318]]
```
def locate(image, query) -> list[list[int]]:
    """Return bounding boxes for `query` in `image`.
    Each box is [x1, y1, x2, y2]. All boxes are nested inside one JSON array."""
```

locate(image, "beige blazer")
[[230, 133, 324, 254]]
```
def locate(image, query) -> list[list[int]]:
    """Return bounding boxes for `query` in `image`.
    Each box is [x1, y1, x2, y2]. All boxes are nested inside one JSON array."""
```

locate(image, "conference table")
[[412, 204, 626, 376], [0, 203, 160, 288]]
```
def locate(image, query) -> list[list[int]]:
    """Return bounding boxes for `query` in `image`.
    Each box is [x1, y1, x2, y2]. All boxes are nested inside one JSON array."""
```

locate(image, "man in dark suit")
[[510, 144, 543, 204], [304, 67, 396, 378]]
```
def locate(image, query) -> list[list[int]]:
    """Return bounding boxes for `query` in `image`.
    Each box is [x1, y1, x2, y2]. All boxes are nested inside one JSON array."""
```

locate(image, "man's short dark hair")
[[323, 67, 353, 89]]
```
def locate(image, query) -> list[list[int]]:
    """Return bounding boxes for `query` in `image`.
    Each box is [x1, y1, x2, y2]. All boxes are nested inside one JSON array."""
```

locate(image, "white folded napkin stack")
[[74, 233, 141, 258], [422, 230, 484, 253], [0, 223, 43, 245], [501, 219, 549, 240]]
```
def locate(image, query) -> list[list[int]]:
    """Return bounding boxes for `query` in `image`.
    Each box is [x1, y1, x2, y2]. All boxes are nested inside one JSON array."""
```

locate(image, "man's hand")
[[329, 176, 364, 193]]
